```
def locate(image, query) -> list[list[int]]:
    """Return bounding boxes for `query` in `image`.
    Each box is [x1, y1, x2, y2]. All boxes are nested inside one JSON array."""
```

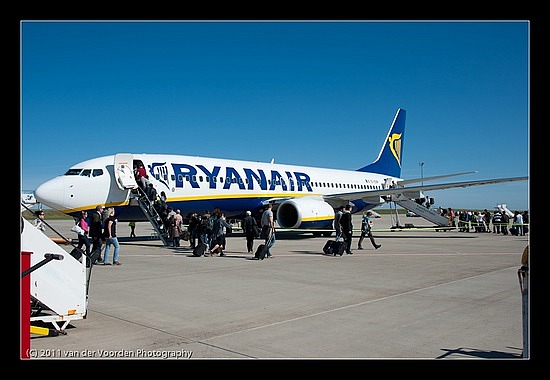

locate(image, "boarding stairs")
[[392, 193, 450, 226], [132, 188, 170, 246], [21, 216, 88, 335]]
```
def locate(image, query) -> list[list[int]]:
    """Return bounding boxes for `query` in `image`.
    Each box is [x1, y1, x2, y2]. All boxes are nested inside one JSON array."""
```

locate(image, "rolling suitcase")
[[254, 233, 273, 260], [70, 247, 84, 261], [88, 247, 102, 267], [254, 243, 267, 260], [193, 243, 207, 257], [322, 240, 336, 255], [323, 235, 346, 256]]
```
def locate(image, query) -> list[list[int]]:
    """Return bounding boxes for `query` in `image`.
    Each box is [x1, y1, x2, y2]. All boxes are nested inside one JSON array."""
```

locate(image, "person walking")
[[358, 211, 381, 250], [260, 204, 276, 258], [242, 211, 258, 253], [339, 204, 353, 255], [76, 210, 92, 256], [102, 207, 121, 265], [32, 210, 46, 232], [129, 221, 136, 237], [334, 206, 344, 237], [209, 213, 232, 256]]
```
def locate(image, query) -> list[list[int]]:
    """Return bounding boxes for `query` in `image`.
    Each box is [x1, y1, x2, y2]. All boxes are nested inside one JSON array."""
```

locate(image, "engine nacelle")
[[276, 197, 335, 229]]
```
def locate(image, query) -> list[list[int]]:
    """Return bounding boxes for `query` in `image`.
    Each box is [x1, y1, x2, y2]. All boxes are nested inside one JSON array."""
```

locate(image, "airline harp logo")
[[388, 133, 402, 167]]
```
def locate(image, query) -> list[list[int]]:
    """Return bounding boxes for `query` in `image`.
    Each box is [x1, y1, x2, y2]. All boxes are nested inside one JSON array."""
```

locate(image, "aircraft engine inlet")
[[276, 197, 335, 229]]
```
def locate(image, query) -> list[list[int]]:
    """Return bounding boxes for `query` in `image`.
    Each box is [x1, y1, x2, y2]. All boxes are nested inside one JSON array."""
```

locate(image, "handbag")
[[71, 223, 85, 235]]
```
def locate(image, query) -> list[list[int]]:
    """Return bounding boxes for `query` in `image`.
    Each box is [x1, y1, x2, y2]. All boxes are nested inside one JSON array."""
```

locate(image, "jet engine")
[[276, 197, 335, 229]]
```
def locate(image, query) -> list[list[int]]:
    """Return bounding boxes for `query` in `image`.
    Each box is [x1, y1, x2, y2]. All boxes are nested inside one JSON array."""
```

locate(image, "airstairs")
[[21, 216, 88, 334], [113, 153, 170, 246], [391, 193, 450, 227], [131, 188, 170, 246]]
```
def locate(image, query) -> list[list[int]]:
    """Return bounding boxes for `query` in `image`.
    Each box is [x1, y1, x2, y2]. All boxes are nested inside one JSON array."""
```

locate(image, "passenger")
[[483, 209, 492, 233], [209, 213, 232, 256], [89, 205, 104, 264], [501, 211, 509, 235], [76, 210, 92, 256], [199, 213, 213, 255], [170, 209, 183, 247], [492, 211, 502, 234], [187, 213, 199, 248], [243, 210, 258, 253], [447, 207, 455, 227], [129, 221, 136, 237], [357, 211, 381, 250], [102, 207, 121, 265], [339, 204, 353, 255], [32, 210, 46, 232], [512, 211, 524, 236], [260, 204, 276, 258], [165, 207, 176, 240], [458, 211, 468, 232], [146, 183, 157, 203], [156, 191, 168, 221], [522, 211, 529, 235], [334, 206, 344, 238], [136, 164, 149, 190]]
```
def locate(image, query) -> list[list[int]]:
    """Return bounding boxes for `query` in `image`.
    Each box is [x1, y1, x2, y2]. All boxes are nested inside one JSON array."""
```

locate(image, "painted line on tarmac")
[[205, 265, 517, 341]]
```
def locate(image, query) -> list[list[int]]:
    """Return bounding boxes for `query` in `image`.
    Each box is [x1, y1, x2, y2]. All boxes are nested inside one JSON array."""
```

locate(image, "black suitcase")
[[254, 244, 268, 260], [323, 239, 346, 256], [88, 247, 102, 267], [193, 243, 207, 257], [70, 247, 84, 261]]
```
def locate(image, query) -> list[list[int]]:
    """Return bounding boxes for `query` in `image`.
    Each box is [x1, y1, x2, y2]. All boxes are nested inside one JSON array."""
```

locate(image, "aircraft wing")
[[324, 176, 528, 202], [398, 171, 477, 186]]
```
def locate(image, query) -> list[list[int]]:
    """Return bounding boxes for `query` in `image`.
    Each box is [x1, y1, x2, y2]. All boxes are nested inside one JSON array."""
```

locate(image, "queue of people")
[[446, 208, 529, 236]]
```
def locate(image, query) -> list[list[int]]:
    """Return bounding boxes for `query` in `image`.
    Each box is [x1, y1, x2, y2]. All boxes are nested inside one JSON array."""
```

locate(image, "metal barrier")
[[517, 264, 529, 358]]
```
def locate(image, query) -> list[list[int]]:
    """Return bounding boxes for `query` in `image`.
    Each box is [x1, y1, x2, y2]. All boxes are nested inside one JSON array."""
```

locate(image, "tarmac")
[[26, 214, 530, 361]]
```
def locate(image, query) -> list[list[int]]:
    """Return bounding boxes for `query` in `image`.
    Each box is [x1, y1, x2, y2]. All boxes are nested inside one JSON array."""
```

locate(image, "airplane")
[[32, 108, 527, 238]]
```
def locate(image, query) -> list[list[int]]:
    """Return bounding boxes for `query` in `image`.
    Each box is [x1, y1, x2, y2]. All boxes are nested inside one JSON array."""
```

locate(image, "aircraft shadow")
[[436, 346, 523, 359]]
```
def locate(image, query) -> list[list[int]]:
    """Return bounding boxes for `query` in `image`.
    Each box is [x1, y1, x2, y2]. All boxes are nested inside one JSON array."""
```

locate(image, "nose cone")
[[34, 177, 66, 210]]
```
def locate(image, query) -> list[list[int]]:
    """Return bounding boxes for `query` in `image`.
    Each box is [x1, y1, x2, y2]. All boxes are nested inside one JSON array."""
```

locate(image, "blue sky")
[[21, 21, 529, 211]]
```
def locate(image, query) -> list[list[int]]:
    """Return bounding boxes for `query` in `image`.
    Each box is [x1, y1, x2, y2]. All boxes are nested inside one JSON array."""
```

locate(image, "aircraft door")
[[114, 153, 138, 190]]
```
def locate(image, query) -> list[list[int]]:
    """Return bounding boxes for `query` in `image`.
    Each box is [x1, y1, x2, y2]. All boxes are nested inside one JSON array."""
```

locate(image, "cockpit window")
[[65, 169, 83, 176], [92, 169, 103, 177], [80, 169, 92, 177]]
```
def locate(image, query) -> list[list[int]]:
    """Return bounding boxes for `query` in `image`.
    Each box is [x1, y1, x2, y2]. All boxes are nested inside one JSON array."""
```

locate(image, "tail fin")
[[357, 108, 406, 178]]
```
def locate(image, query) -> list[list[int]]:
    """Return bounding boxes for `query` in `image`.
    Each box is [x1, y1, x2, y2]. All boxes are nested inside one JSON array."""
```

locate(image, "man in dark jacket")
[[243, 211, 258, 253], [89, 205, 104, 263], [339, 204, 353, 255]]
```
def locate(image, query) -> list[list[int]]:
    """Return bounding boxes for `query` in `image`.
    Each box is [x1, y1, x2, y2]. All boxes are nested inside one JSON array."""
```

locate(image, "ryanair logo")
[[147, 162, 314, 193], [388, 133, 402, 167]]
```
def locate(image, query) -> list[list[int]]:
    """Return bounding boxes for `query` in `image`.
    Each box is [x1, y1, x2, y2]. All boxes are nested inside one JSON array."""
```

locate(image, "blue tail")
[[356, 108, 406, 178]]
